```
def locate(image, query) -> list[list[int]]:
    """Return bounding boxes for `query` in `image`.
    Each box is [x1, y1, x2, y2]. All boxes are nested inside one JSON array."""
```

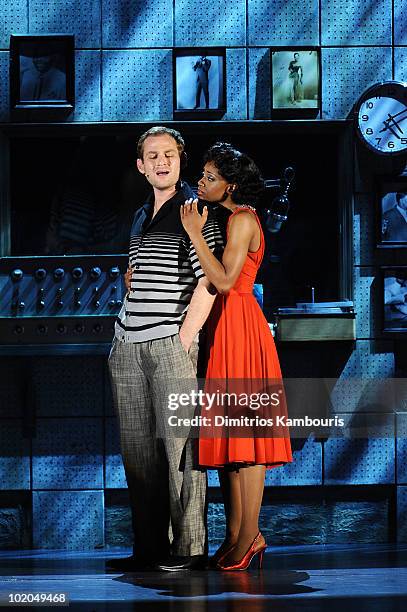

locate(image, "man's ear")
[[136, 158, 145, 175]]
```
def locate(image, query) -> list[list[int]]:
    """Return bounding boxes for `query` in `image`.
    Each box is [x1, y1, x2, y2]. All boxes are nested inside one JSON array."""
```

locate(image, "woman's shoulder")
[[231, 204, 257, 215], [228, 206, 259, 230]]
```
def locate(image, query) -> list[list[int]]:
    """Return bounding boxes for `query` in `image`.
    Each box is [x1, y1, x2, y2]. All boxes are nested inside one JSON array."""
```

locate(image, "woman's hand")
[[180, 198, 208, 237], [124, 266, 132, 292]]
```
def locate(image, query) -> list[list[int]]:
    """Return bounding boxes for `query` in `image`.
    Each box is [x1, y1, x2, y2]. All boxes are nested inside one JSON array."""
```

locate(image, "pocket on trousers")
[[108, 336, 119, 361], [174, 333, 199, 372]]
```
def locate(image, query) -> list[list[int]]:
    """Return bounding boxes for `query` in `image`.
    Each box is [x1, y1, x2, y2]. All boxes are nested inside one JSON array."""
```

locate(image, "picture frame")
[[382, 267, 407, 333], [377, 176, 407, 248], [10, 34, 75, 110], [173, 47, 226, 120], [270, 47, 321, 119]]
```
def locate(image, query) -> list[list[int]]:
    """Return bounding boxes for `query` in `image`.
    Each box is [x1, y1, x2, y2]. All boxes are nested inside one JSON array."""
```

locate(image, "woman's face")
[[197, 161, 232, 202]]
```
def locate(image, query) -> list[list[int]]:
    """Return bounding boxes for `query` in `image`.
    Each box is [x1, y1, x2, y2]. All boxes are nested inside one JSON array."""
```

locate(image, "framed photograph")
[[383, 267, 407, 332], [377, 176, 407, 248], [173, 47, 226, 120], [10, 34, 75, 110], [270, 47, 321, 118]]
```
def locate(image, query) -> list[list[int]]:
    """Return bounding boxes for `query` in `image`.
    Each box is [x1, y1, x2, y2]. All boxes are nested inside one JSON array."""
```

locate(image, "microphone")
[[264, 166, 295, 233]]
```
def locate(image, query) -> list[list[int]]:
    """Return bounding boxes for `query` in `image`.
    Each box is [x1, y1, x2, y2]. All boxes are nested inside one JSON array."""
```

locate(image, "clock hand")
[[387, 114, 404, 133], [379, 110, 407, 137], [379, 117, 402, 139]]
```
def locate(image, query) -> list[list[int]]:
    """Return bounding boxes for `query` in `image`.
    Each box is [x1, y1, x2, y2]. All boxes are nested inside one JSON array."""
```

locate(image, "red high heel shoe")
[[208, 542, 236, 568], [217, 532, 266, 571]]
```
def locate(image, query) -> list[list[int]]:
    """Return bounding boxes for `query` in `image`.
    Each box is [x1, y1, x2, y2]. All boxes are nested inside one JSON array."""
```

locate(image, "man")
[[20, 51, 66, 101], [193, 56, 211, 109], [382, 192, 407, 242], [107, 126, 223, 572]]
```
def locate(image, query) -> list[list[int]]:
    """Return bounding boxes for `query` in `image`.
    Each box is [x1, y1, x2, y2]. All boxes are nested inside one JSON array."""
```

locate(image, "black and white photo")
[[378, 179, 407, 247], [10, 34, 75, 110], [271, 48, 320, 117], [383, 267, 407, 332], [173, 47, 226, 119]]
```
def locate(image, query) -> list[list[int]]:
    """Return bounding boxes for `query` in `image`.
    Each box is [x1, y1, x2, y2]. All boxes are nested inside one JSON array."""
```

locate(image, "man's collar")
[[143, 181, 194, 210], [396, 204, 407, 222]]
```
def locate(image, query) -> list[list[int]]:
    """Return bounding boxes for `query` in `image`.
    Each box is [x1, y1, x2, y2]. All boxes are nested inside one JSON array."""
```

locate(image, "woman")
[[180, 143, 292, 571], [288, 52, 303, 104]]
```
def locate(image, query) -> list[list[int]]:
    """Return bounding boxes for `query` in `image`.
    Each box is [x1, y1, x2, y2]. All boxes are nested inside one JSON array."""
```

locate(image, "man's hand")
[[124, 266, 132, 292], [181, 198, 208, 237], [178, 328, 192, 353]]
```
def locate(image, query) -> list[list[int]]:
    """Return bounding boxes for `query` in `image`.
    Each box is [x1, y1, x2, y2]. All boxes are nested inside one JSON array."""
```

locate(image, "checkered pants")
[[108, 333, 206, 559]]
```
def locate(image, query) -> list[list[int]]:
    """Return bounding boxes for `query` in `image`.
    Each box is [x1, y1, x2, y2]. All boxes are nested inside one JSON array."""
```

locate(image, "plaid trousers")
[[108, 333, 206, 559]]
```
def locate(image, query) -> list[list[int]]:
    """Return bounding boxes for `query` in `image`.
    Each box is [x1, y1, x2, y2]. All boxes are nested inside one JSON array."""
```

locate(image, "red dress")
[[199, 207, 293, 468]]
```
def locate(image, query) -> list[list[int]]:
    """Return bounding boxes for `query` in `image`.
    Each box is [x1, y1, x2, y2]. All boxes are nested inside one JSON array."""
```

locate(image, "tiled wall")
[[0, 0, 404, 121]]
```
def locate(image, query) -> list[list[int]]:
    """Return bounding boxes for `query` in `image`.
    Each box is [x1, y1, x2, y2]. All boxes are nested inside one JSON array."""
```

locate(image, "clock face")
[[356, 82, 407, 155]]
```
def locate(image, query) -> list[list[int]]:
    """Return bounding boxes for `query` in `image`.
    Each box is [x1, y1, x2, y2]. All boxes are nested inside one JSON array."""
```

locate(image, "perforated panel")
[[0, 420, 30, 489], [353, 266, 376, 339], [321, 0, 392, 45], [248, 0, 319, 46], [32, 418, 103, 489], [175, 0, 245, 46], [29, 0, 100, 48], [32, 491, 104, 549], [398, 486, 407, 542], [328, 341, 395, 417], [321, 48, 392, 119], [102, 0, 173, 48], [207, 470, 219, 486], [248, 48, 270, 119], [223, 48, 247, 120], [353, 194, 375, 266], [395, 47, 407, 82], [0, 1, 27, 49], [73, 51, 101, 122], [324, 433, 395, 484], [397, 413, 407, 484], [0, 51, 9, 123], [394, 0, 407, 45], [33, 357, 103, 417], [265, 438, 322, 485], [333, 340, 394, 379], [105, 418, 127, 488], [102, 50, 172, 121]]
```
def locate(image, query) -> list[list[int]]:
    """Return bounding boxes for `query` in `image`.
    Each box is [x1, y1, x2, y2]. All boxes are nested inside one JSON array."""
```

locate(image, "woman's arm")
[[181, 202, 256, 294]]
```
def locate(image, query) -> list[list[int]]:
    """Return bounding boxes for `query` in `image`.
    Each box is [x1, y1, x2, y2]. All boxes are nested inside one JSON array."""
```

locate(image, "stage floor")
[[0, 544, 406, 611]]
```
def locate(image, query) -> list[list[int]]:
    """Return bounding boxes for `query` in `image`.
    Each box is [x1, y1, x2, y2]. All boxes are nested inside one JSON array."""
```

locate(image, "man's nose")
[[156, 154, 169, 165]]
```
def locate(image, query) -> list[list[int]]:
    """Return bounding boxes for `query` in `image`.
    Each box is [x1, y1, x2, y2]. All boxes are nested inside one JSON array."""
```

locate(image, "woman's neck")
[[219, 196, 238, 212]]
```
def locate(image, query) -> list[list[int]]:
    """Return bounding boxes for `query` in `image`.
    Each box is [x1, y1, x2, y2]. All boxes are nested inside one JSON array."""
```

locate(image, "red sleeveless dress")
[[199, 206, 293, 468]]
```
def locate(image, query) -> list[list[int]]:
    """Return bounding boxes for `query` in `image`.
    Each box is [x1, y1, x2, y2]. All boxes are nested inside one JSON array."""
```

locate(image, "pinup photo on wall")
[[173, 47, 226, 117], [383, 267, 407, 331], [271, 48, 320, 113], [378, 179, 407, 247]]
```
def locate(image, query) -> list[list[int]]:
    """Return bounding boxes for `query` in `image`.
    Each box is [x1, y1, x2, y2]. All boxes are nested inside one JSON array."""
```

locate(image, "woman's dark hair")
[[203, 142, 264, 205]]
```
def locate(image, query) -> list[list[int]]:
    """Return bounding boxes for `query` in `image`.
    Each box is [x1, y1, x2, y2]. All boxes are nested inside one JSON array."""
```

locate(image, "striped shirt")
[[115, 183, 224, 343]]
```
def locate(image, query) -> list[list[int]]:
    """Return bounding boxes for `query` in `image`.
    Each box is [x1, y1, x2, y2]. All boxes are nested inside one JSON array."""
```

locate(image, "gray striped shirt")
[[115, 185, 224, 343]]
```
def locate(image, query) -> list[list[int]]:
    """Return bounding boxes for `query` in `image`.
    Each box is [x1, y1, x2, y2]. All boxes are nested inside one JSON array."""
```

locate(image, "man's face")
[[137, 134, 181, 190], [397, 193, 407, 210], [33, 55, 52, 74]]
